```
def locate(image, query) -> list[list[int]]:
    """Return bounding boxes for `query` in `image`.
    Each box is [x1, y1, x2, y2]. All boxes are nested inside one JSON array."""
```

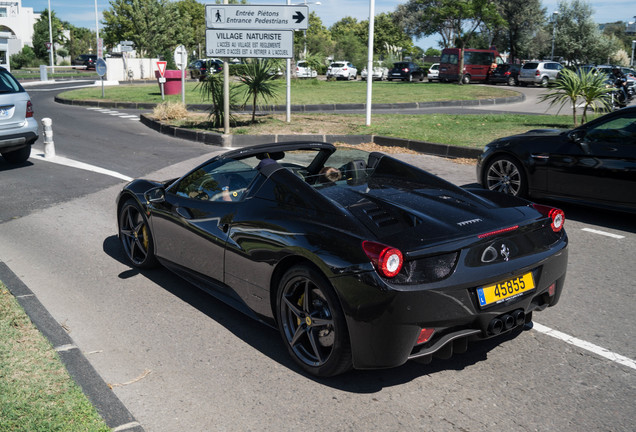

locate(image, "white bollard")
[[42, 118, 55, 159]]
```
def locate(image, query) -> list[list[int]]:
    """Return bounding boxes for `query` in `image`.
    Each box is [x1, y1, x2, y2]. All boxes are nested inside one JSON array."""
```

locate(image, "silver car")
[[0, 67, 38, 164], [518, 61, 563, 87]]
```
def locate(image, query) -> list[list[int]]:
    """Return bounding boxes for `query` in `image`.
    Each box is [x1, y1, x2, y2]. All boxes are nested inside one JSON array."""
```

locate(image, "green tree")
[[394, 0, 503, 84], [65, 26, 95, 60], [493, 0, 546, 63], [294, 12, 333, 61], [330, 17, 367, 68], [175, 0, 205, 58], [103, 0, 178, 58], [237, 60, 282, 123], [552, 0, 606, 65], [32, 9, 65, 61]]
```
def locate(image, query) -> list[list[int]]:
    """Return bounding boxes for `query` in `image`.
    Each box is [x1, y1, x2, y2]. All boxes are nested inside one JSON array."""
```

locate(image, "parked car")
[[488, 64, 521, 86], [326, 61, 357, 80], [296, 61, 317, 78], [361, 62, 388, 80], [518, 61, 563, 87], [0, 67, 38, 164], [72, 54, 97, 70], [388, 62, 424, 82], [477, 106, 636, 213], [188, 59, 222, 81], [427, 63, 439, 81], [117, 141, 568, 377]]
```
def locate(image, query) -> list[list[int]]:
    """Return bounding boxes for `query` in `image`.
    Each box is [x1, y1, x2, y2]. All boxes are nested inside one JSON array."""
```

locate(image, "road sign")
[[157, 61, 167, 78], [206, 5, 308, 30], [120, 45, 133, 52], [97, 38, 104, 59], [120, 40, 134, 46], [174, 45, 188, 70], [45, 42, 51, 50], [206, 29, 293, 59], [95, 58, 107, 77]]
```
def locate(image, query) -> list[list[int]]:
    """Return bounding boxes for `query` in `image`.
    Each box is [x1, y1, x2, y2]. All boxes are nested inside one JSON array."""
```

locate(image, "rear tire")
[[276, 265, 352, 377], [1, 146, 30, 164], [540, 76, 549, 87], [462, 74, 471, 85]]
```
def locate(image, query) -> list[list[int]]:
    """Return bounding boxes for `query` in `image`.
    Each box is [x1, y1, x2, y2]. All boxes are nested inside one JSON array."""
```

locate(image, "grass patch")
[[59, 80, 518, 106], [168, 112, 584, 148], [0, 282, 109, 432]]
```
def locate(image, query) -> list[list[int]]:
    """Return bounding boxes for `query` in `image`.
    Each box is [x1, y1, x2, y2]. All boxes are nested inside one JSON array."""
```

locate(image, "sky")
[[20, 0, 636, 50]]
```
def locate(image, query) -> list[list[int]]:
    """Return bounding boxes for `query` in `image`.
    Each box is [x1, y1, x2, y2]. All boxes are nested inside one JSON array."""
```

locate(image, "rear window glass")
[[440, 53, 458, 65], [331, 63, 344, 67], [522, 62, 538, 69], [0, 69, 24, 93]]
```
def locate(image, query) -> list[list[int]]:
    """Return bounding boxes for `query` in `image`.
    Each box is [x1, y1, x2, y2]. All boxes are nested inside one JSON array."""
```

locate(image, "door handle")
[[175, 206, 193, 219]]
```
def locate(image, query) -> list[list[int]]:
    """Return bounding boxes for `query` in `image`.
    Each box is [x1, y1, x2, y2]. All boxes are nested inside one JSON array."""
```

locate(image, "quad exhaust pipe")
[[487, 310, 525, 335]]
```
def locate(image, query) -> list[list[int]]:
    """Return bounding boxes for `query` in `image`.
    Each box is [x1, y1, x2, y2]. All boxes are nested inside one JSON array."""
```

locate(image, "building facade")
[[0, 1, 38, 68]]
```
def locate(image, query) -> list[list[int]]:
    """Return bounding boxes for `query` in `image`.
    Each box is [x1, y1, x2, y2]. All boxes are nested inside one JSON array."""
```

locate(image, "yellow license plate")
[[477, 273, 535, 307]]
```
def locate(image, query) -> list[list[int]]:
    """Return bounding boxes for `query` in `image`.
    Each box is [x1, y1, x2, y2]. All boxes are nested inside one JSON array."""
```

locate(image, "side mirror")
[[145, 187, 165, 203], [567, 129, 586, 143]]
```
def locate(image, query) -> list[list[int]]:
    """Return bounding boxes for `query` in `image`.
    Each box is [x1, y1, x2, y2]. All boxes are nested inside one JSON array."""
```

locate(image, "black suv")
[[388, 62, 424, 82], [188, 59, 223, 81]]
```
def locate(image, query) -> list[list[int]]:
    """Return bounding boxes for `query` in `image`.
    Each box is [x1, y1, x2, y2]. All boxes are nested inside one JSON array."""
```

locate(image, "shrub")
[[152, 101, 188, 121]]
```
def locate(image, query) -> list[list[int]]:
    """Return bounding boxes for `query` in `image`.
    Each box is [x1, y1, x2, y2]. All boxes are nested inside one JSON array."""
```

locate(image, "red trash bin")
[[155, 70, 183, 95]]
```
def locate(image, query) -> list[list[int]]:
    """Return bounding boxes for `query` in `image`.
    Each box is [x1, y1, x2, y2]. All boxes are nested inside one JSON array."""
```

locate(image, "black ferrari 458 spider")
[[117, 142, 568, 377]]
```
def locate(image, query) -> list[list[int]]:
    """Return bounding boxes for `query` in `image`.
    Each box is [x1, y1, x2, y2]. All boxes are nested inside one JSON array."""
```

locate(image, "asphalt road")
[[0, 81, 634, 431]]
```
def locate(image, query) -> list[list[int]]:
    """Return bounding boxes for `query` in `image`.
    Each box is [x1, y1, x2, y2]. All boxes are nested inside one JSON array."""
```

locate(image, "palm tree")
[[196, 73, 238, 129], [538, 68, 582, 126], [577, 69, 613, 123], [238, 59, 282, 123]]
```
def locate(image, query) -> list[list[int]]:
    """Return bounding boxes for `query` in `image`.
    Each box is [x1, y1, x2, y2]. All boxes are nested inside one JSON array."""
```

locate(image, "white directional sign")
[[206, 5, 308, 30], [206, 29, 293, 59]]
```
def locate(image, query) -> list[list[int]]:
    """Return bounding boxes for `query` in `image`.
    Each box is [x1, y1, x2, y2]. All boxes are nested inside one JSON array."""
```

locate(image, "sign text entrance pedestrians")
[[206, 5, 308, 30]]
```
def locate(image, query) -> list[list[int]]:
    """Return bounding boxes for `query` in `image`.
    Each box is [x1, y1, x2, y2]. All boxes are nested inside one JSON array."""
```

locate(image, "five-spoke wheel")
[[277, 266, 351, 377], [484, 156, 527, 197], [118, 199, 158, 268]]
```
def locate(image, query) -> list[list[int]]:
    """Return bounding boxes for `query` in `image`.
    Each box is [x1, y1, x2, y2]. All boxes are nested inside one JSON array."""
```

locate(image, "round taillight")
[[550, 208, 565, 232], [532, 204, 565, 232], [362, 241, 403, 278]]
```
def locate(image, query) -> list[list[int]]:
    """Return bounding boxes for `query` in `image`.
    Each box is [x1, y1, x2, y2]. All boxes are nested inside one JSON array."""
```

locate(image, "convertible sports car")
[[117, 142, 568, 377], [477, 106, 636, 212]]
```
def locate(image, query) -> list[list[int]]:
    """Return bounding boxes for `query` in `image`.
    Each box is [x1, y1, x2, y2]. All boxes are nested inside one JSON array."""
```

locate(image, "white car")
[[361, 63, 388, 80], [326, 61, 358, 80], [296, 61, 317, 78], [427, 63, 440, 82], [0, 67, 38, 164]]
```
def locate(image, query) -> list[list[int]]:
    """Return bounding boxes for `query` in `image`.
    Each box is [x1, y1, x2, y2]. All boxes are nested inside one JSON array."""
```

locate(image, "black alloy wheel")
[[484, 156, 527, 197], [118, 199, 158, 268], [277, 265, 352, 377]]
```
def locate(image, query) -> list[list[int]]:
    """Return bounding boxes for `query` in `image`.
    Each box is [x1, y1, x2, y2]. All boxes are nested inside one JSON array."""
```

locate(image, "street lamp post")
[[47, 0, 54, 73], [550, 11, 559, 61], [302, 1, 320, 59], [632, 40, 636, 67]]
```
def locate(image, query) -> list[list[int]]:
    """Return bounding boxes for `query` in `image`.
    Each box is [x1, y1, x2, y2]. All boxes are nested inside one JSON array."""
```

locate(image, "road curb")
[[0, 261, 145, 432], [138, 114, 484, 159]]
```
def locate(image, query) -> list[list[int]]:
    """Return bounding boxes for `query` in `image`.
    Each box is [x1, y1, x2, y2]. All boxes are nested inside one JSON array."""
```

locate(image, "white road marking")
[[30, 148, 133, 181], [533, 322, 636, 371], [581, 228, 625, 239]]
